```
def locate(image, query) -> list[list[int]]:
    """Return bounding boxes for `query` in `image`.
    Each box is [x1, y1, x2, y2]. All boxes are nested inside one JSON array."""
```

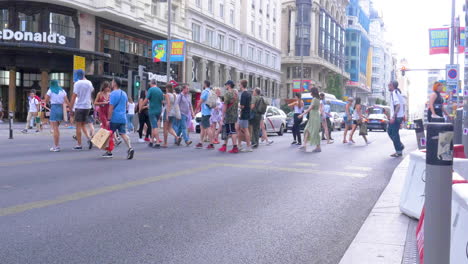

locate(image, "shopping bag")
[[91, 128, 112, 149], [359, 122, 368, 136]]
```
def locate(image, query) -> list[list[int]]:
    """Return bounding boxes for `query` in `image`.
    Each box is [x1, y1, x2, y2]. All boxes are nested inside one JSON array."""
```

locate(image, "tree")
[[326, 74, 343, 100], [375, 98, 382, 105], [381, 100, 388, 106]]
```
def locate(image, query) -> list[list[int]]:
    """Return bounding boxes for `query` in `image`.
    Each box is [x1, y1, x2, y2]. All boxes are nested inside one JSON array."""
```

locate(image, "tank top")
[[294, 103, 304, 114], [352, 104, 360, 120], [97, 93, 109, 116], [168, 93, 176, 117], [428, 91, 444, 120]]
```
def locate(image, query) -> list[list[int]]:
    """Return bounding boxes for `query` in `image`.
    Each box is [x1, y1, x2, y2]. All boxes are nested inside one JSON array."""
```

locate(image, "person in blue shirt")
[[195, 80, 214, 149], [104, 77, 134, 159]]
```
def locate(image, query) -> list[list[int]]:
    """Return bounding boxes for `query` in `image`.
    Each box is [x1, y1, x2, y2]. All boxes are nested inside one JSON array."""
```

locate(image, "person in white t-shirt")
[[21, 90, 40, 133], [69, 69, 94, 150], [387, 80, 405, 157], [127, 98, 136, 132]]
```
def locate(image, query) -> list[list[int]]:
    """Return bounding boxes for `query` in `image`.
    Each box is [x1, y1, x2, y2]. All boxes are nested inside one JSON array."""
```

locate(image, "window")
[[248, 46, 254, 60], [272, 32, 276, 45], [218, 34, 225, 50], [258, 49, 262, 63], [228, 38, 236, 54], [252, 0, 255, 9], [0, 71, 20, 86], [266, 28, 269, 41], [258, 25, 262, 39], [18, 12, 39, 32], [171, 6, 177, 22], [219, 3, 224, 18], [23, 73, 40, 88], [151, 0, 158, 15], [0, 9, 8, 30], [351, 47, 357, 56], [208, 0, 213, 13], [240, 43, 244, 56], [251, 21, 255, 36], [192, 23, 201, 42], [50, 73, 71, 88], [265, 52, 270, 65], [272, 55, 276, 69], [206, 28, 215, 46], [49, 13, 75, 38], [196, 0, 201, 7], [230, 9, 234, 24]]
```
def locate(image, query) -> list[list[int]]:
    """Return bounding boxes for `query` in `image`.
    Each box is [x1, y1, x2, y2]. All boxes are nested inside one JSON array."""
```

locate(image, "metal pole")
[[8, 111, 13, 139], [425, 122, 454, 264], [166, 0, 172, 86], [464, 0, 468, 157], [448, 0, 456, 116], [299, 3, 304, 93], [454, 108, 463, 144]]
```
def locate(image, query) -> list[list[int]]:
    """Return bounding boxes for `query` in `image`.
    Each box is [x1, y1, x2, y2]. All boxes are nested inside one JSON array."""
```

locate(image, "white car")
[[264, 106, 287, 136]]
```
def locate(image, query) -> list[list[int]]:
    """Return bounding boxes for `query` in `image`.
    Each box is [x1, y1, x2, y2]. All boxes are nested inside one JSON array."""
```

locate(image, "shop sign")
[[148, 72, 170, 83], [152, 40, 186, 62], [0, 29, 66, 45]]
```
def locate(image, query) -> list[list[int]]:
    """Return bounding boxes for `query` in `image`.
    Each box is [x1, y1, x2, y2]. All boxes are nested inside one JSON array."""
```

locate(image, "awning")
[[0, 42, 111, 60]]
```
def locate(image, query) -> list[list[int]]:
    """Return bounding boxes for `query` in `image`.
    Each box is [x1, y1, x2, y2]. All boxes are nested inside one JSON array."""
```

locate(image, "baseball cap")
[[224, 80, 235, 86]]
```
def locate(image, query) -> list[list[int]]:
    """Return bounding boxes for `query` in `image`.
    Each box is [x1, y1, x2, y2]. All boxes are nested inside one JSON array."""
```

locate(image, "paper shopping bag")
[[91, 128, 112, 149]]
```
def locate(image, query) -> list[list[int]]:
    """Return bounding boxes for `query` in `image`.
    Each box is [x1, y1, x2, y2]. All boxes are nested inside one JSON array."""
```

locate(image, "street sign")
[[446, 64, 459, 85], [73, 55, 86, 82]]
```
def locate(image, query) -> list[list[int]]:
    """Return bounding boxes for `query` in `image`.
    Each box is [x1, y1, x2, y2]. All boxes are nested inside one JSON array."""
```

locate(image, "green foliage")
[[280, 104, 291, 114], [326, 74, 344, 100], [375, 98, 382, 105], [381, 100, 388, 106]]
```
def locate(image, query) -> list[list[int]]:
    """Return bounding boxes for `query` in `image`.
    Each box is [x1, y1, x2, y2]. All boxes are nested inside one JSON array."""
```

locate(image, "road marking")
[[219, 163, 367, 178], [344, 166, 373, 172], [248, 160, 273, 164], [0, 165, 216, 217], [293, 162, 319, 167]]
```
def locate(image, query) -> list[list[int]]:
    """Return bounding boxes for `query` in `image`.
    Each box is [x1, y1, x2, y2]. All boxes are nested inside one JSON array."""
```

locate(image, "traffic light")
[[401, 66, 407, 76], [134, 75, 141, 89]]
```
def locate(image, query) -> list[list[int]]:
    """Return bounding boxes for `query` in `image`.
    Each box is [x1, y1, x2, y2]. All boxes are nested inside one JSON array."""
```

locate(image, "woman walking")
[[94, 81, 111, 129], [210, 88, 223, 144], [342, 97, 354, 144], [288, 92, 304, 145], [163, 84, 181, 147], [137, 90, 152, 143], [127, 98, 135, 133], [348, 97, 368, 144], [428, 81, 451, 122], [319, 93, 333, 144], [45, 80, 70, 152], [298, 87, 322, 152]]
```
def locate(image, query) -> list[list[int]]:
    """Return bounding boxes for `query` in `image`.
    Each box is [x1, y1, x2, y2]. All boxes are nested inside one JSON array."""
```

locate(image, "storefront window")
[[50, 73, 71, 88], [50, 13, 75, 38], [0, 9, 8, 30], [0, 71, 20, 86], [18, 12, 40, 32], [23, 73, 41, 88]]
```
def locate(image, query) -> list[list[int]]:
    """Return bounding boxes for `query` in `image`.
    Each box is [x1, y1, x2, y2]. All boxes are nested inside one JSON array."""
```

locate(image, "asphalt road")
[[0, 127, 416, 264]]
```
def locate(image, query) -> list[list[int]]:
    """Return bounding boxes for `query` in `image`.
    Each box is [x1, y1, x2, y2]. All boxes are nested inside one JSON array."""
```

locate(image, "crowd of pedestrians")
[[16, 70, 407, 158]]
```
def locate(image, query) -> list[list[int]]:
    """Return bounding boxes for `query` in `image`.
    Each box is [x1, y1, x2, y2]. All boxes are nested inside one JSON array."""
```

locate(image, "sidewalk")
[[339, 156, 419, 264]]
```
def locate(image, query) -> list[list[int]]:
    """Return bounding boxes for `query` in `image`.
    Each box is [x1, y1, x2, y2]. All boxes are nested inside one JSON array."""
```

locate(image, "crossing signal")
[[134, 75, 141, 89], [401, 66, 407, 76]]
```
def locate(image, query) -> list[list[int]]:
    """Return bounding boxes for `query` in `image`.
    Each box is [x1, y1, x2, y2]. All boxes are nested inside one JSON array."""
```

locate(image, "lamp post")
[[166, 0, 172, 86]]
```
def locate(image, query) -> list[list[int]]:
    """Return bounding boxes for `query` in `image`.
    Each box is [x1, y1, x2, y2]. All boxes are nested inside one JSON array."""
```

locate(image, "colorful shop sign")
[[152, 40, 186, 62]]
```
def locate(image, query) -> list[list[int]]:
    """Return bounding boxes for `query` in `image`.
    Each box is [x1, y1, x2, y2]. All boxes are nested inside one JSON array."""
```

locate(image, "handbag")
[[359, 121, 368, 136]]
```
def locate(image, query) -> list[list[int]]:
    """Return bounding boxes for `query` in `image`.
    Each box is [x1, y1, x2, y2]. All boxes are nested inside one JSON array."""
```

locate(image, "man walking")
[[102, 78, 134, 159], [175, 85, 194, 146], [238, 80, 252, 152], [69, 69, 94, 150], [142, 79, 164, 148], [388, 80, 405, 157], [219, 80, 239, 153], [249, 88, 263, 148], [195, 80, 213, 149], [21, 90, 40, 133]]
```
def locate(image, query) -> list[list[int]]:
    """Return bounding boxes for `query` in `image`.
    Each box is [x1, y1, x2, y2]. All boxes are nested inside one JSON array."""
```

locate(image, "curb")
[[339, 156, 415, 264]]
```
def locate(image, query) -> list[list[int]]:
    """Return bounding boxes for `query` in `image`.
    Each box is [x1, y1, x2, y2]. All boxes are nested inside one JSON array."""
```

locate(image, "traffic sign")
[[446, 64, 459, 85]]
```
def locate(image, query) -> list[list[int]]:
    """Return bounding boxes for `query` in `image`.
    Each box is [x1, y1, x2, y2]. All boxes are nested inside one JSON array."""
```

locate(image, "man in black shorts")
[[70, 69, 94, 150]]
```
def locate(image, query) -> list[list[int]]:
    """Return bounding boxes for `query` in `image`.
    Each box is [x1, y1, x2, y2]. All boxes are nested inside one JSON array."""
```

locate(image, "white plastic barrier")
[[400, 150, 426, 219], [454, 158, 468, 181], [450, 182, 468, 264]]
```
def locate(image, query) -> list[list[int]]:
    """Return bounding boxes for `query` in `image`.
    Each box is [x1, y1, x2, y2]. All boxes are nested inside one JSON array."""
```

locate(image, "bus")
[[301, 92, 346, 113]]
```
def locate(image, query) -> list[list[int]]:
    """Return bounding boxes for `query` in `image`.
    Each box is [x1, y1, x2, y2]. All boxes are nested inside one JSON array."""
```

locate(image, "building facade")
[[185, 0, 282, 102], [0, 0, 189, 120], [344, 0, 370, 103], [281, 0, 349, 100]]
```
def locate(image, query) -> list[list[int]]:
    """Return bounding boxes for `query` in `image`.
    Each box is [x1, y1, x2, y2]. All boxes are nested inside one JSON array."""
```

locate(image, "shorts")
[[224, 123, 237, 135], [149, 113, 161, 128], [75, 108, 90, 123], [110, 122, 127, 134], [50, 104, 63, 122], [353, 120, 358, 125], [201, 115, 211, 129], [87, 115, 95, 124], [238, 119, 249, 129], [344, 116, 352, 126]]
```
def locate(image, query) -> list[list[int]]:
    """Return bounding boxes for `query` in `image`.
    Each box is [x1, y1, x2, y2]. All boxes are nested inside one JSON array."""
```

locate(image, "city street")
[[0, 127, 416, 264]]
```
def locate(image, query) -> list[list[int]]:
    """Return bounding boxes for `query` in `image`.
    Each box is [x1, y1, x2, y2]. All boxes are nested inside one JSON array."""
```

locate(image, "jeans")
[[292, 113, 303, 143], [127, 114, 134, 131], [138, 112, 151, 139], [178, 115, 189, 142], [388, 117, 404, 153], [250, 114, 262, 146]]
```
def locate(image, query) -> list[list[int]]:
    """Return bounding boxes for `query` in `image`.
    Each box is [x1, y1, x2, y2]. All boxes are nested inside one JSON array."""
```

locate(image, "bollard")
[[8, 111, 13, 139], [430, 116, 446, 123], [425, 123, 454, 264], [414, 119, 426, 150], [454, 108, 463, 144]]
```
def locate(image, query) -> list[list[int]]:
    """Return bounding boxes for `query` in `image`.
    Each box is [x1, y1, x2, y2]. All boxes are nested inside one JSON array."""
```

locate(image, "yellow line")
[[293, 162, 319, 167], [0, 165, 216, 217], [344, 166, 373, 172], [219, 163, 367, 178], [248, 160, 273, 164]]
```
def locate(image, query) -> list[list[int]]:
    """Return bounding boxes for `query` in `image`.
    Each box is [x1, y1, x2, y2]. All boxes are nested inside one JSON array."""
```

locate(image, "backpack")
[[255, 97, 268, 115], [206, 89, 218, 109]]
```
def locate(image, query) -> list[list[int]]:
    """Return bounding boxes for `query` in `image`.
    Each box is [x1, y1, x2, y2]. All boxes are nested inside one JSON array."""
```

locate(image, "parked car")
[[367, 114, 389, 131], [330, 112, 343, 131], [287, 111, 343, 132]]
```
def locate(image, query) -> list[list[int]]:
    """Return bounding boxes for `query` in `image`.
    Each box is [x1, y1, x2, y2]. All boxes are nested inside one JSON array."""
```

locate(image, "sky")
[[372, 0, 464, 118]]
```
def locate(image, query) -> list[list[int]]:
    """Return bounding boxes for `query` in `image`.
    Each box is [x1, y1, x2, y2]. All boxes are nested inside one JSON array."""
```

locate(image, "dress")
[[303, 98, 321, 146], [96, 93, 110, 129]]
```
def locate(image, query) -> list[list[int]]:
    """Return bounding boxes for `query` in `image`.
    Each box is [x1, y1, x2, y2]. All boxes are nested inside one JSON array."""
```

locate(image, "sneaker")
[[195, 143, 203, 149], [127, 148, 135, 160], [102, 152, 113, 158], [73, 146, 83, 150], [138, 138, 145, 143], [390, 153, 403, 158], [241, 147, 253, 152], [213, 139, 220, 144], [115, 139, 122, 146], [252, 144, 259, 149], [266, 140, 274, 145], [186, 141, 193, 146], [72, 135, 77, 141], [176, 137, 182, 146], [35, 130, 40, 133], [228, 146, 239, 154], [144, 137, 150, 142], [148, 143, 154, 148], [291, 141, 297, 145], [49, 147, 60, 152], [88, 139, 93, 150], [21, 129, 27, 133], [218, 145, 227, 152], [154, 144, 161, 149], [206, 144, 215, 150]]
